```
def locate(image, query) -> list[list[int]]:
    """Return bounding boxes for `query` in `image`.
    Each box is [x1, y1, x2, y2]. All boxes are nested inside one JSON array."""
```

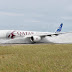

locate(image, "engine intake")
[[30, 36, 41, 42]]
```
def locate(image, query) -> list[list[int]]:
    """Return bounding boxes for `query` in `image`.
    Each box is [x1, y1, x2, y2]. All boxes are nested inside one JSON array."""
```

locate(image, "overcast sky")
[[0, 0, 72, 32]]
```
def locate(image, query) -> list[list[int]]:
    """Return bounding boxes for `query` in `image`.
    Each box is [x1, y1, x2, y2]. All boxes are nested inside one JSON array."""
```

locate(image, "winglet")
[[55, 23, 63, 33]]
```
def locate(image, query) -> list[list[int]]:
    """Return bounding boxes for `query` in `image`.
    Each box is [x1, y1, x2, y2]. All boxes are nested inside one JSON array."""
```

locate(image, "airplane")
[[0, 23, 64, 44]]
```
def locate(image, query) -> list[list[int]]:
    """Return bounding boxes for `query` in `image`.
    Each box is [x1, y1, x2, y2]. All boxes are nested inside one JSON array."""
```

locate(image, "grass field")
[[0, 44, 72, 72]]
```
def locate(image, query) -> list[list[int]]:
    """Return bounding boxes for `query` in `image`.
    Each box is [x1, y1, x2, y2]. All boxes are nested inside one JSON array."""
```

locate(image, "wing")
[[24, 32, 64, 38], [23, 32, 72, 43]]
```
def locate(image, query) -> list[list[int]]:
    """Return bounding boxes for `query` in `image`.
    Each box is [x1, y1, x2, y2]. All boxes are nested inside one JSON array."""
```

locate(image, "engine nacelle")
[[30, 36, 41, 42]]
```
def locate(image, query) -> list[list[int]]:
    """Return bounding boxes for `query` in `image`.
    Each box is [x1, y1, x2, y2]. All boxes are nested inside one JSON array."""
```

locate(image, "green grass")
[[0, 44, 72, 72]]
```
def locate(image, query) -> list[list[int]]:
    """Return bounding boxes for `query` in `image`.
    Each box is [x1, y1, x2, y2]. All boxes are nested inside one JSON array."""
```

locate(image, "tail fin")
[[55, 23, 63, 33]]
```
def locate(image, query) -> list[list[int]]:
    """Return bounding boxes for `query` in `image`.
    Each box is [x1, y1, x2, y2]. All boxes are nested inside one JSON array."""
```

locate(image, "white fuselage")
[[0, 30, 72, 44], [0, 30, 53, 44]]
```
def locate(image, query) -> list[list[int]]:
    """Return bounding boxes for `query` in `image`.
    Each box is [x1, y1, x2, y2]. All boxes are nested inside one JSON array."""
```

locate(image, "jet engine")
[[30, 36, 41, 42]]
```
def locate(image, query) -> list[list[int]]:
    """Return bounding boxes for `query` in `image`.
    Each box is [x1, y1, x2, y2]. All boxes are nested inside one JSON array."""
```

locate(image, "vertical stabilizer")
[[55, 23, 63, 33]]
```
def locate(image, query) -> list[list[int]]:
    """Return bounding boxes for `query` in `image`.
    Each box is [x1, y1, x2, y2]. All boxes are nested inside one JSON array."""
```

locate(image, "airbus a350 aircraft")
[[0, 23, 63, 44]]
